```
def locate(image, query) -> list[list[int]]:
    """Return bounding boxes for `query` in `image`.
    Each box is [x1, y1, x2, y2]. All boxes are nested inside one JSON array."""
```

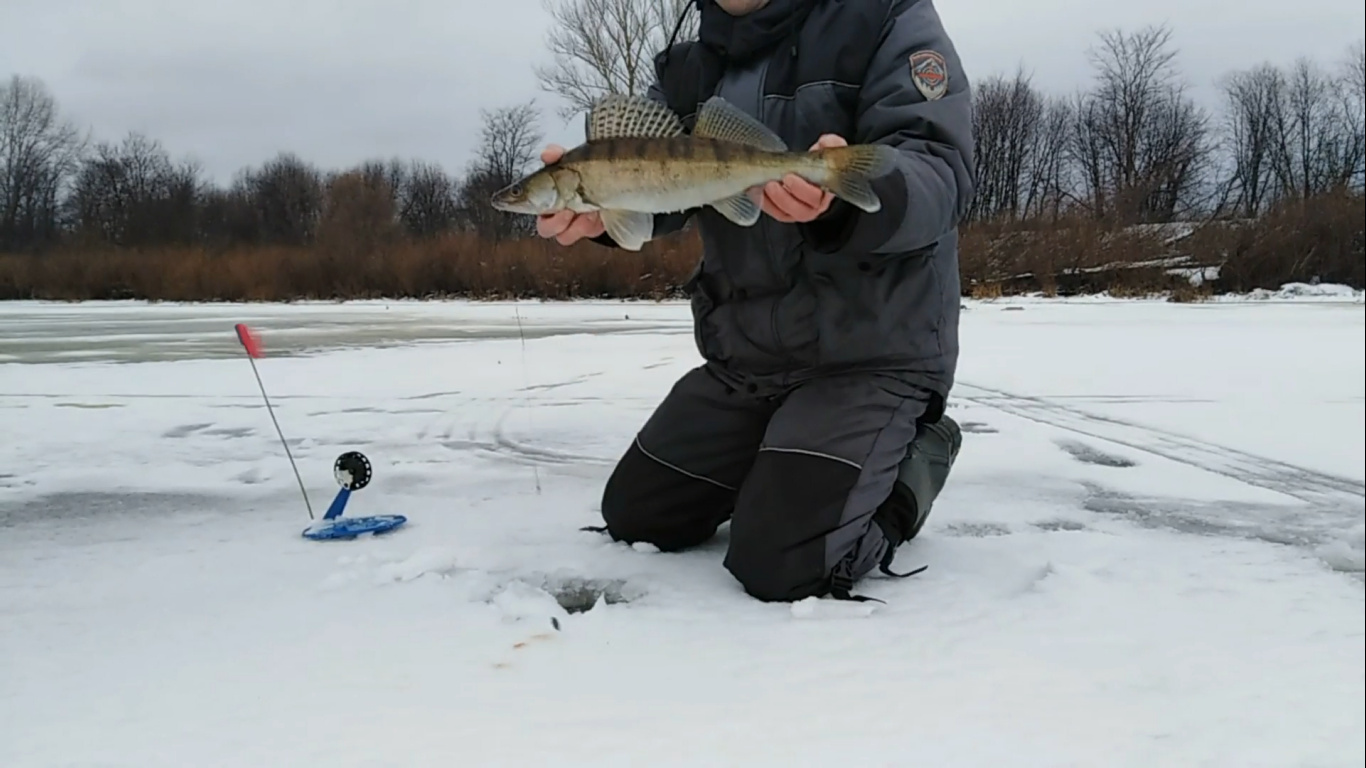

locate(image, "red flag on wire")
[[234, 323, 264, 358]]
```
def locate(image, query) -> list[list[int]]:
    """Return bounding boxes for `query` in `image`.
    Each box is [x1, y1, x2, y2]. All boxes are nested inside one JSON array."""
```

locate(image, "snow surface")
[[1, 292, 1363, 767]]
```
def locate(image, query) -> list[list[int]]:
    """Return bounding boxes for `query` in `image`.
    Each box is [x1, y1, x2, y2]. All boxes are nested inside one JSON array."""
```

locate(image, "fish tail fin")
[[818, 144, 899, 214]]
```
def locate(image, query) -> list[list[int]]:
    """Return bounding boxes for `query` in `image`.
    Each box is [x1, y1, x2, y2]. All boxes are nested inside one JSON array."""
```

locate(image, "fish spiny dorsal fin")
[[692, 96, 788, 152], [585, 94, 685, 141]]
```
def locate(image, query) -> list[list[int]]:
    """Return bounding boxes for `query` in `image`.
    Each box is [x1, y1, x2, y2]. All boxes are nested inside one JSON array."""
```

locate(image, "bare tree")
[[396, 160, 458, 238], [1021, 96, 1075, 220], [198, 185, 258, 247], [457, 101, 544, 240], [1216, 49, 1364, 213], [68, 132, 203, 247], [0, 75, 85, 251], [474, 101, 544, 184], [1217, 64, 1282, 216], [237, 152, 325, 246], [1069, 91, 1108, 217], [1088, 25, 1179, 195], [1070, 24, 1211, 222], [1339, 39, 1365, 189], [1265, 57, 1361, 200], [1143, 88, 1211, 219], [968, 67, 1044, 222], [1348, 39, 1366, 96], [535, 0, 699, 120], [347, 158, 408, 209]]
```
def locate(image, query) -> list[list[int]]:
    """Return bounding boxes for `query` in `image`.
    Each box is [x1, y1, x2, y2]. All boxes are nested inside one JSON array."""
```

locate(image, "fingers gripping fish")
[[489, 94, 899, 251]]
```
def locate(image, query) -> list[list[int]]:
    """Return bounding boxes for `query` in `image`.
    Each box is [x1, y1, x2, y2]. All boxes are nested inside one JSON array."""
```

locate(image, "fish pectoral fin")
[[692, 97, 788, 153], [599, 209, 654, 251], [585, 94, 685, 140], [709, 190, 763, 227]]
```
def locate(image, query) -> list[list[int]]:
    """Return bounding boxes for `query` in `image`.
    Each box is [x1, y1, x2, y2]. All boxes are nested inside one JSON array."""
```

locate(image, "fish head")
[[489, 168, 561, 215]]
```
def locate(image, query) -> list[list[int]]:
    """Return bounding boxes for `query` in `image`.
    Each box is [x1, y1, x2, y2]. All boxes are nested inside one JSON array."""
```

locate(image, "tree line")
[[0, 5, 1362, 300], [0, 78, 547, 252], [967, 26, 1362, 225]]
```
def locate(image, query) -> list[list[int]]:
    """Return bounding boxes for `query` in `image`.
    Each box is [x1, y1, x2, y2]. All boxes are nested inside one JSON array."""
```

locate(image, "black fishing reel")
[[333, 451, 372, 491]]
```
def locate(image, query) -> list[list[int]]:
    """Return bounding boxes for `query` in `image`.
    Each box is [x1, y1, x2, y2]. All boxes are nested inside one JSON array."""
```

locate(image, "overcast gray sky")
[[2, 0, 1361, 185]]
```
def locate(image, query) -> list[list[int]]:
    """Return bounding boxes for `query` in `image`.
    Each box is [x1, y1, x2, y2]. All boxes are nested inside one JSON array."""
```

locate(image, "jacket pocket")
[[805, 244, 944, 367]]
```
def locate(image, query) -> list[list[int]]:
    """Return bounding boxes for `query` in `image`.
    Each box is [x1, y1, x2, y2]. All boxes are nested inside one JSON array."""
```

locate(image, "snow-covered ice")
[[1, 293, 1362, 767]]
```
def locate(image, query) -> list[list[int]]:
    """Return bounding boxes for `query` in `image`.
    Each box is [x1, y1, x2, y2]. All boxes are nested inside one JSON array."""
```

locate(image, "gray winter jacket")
[[598, 0, 975, 399]]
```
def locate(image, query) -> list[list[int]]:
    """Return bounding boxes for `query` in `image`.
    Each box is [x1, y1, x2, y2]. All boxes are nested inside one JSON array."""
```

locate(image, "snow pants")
[[599, 364, 939, 602]]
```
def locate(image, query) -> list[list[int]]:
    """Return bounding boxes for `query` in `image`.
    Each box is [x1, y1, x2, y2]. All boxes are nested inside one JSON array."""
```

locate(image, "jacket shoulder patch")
[[908, 50, 948, 100]]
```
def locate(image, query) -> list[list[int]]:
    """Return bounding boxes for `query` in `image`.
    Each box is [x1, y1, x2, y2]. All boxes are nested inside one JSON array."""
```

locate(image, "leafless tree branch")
[[534, 0, 698, 121], [0, 75, 86, 251]]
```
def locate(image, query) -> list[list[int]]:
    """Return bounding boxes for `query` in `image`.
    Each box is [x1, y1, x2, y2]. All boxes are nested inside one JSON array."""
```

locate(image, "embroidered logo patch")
[[909, 50, 948, 100]]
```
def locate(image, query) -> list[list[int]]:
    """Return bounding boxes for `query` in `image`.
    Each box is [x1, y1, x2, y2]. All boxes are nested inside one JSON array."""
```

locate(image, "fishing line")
[[512, 304, 543, 495]]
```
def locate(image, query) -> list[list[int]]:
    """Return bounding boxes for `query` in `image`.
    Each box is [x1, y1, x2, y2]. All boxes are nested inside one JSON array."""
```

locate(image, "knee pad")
[[889, 413, 962, 539]]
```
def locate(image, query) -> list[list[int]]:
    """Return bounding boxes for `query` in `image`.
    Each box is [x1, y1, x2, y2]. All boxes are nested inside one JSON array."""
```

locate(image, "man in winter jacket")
[[536, 0, 975, 603]]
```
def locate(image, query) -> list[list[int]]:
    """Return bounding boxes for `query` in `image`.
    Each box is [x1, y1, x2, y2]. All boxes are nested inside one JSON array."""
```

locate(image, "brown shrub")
[[958, 214, 1180, 296], [315, 171, 403, 264], [1165, 282, 1212, 303], [968, 281, 1003, 300], [0, 189, 1360, 302], [0, 228, 703, 302], [1183, 189, 1365, 292], [959, 189, 1364, 297]]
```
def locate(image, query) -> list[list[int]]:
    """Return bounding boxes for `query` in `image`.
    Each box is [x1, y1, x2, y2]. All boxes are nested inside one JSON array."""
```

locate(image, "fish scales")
[[565, 137, 818, 213]]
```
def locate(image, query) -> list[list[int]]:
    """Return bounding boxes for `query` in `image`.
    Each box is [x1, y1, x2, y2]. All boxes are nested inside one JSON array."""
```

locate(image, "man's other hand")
[[759, 134, 844, 223]]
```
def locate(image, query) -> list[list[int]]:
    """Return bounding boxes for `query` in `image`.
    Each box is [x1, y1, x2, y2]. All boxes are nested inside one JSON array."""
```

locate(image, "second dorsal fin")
[[585, 94, 686, 141], [692, 97, 788, 152]]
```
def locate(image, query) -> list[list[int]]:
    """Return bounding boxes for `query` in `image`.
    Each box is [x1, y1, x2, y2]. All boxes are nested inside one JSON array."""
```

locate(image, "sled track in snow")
[[439, 407, 615, 469], [954, 382, 1365, 508]]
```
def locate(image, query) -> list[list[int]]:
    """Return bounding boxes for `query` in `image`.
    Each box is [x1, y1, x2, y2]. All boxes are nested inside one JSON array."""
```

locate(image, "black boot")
[[873, 413, 963, 546]]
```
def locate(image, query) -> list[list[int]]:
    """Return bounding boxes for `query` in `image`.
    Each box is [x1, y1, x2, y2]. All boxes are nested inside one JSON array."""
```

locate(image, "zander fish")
[[489, 93, 899, 250]]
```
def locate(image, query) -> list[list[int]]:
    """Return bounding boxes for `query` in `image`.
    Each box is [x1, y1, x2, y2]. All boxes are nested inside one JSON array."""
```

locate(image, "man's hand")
[[534, 144, 606, 245], [759, 134, 845, 223]]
